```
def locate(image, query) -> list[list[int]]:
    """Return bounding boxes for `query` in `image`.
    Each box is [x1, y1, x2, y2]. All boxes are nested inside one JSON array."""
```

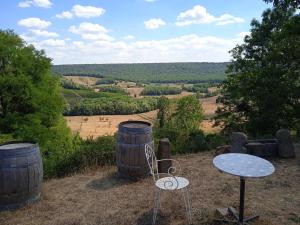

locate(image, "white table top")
[[213, 153, 275, 178]]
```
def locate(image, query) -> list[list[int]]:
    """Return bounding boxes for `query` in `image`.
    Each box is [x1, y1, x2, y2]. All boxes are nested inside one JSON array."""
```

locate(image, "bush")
[[95, 78, 115, 85], [99, 85, 127, 94], [61, 78, 90, 90], [141, 86, 182, 96], [0, 30, 79, 179], [62, 88, 157, 116], [55, 136, 116, 177]]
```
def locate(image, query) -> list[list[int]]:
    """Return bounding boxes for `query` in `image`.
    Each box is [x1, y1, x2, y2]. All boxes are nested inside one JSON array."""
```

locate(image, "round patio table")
[[213, 153, 275, 224]]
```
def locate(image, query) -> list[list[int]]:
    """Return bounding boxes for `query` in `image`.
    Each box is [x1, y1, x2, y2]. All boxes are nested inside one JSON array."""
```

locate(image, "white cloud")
[[55, 5, 105, 19], [69, 22, 109, 34], [18, 17, 51, 29], [30, 29, 59, 38], [26, 33, 244, 64], [56, 11, 73, 19], [145, 0, 157, 2], [123, 35, 135, 40], [176, 5, 244, 26], [144, 18, 166, 29], [69, 22, 113, 41], [18, 0, 52, 8], [71, 5, 105, 18], [40, 39, 66, 47]]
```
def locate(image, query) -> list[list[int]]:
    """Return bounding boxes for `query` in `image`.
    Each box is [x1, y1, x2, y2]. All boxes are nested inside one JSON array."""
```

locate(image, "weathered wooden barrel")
[[116, 121, 153, 180], [0, 142, 43, 211]]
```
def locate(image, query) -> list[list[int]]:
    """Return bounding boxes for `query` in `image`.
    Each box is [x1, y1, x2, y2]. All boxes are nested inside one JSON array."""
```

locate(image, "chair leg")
[[153, 188, 161, 225], [182, 187, 192, 224]]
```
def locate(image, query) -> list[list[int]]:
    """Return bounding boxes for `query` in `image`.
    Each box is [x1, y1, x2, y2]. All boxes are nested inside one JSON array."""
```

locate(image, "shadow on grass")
[[136, 210, 170, 225], [86, 173, 132, 191]]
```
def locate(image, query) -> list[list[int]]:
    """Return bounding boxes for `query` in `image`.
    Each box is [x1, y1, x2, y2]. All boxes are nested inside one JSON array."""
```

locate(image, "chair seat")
[[155, 176, 189, 190]]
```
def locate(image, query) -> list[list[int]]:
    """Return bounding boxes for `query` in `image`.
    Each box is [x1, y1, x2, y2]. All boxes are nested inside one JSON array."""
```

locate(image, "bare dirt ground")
[[65, 111, 158, 139], [63, 76, 101, 86], [1, 147, 299, 225]]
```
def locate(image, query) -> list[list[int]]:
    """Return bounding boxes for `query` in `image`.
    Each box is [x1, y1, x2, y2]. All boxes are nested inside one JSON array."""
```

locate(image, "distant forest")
[[52, 62, 229, 83]]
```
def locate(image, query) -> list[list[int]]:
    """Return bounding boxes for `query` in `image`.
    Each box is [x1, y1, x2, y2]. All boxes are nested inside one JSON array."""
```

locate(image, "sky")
[[0, 0, 272, 65]]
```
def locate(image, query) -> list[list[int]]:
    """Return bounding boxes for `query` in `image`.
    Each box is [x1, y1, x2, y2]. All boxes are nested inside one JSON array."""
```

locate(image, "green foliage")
[[52, 62, 228, 83], [157, 96, 171, 128], [141, 86, 182, 96], [95, 78, 115, 85], [62, 89, 157, 115], [183, 83, 216, 93], [155, 95, 208, 153], [61, 78, 90, 90], [55, 135, 116, 177], [0, 30, 79, 178], [99, 85, 127, 94], [173, 95, 204, 131], [215, 3, 300, 136]]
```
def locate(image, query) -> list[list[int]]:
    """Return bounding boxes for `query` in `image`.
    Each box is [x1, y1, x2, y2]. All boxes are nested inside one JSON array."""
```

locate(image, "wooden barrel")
[[0, 142, 43, 211], [116, 121, 153, 180]]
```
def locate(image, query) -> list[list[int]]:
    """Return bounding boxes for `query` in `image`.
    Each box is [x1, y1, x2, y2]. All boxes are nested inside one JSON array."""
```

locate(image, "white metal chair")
[[144, 143, 192, 225]]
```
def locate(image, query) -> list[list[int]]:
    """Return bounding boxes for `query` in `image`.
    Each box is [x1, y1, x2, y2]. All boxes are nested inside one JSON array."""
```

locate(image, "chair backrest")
[[145, 143, 159, 182]]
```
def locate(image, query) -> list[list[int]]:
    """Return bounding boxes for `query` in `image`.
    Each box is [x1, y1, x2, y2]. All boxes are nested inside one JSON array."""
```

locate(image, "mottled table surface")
[[213, 153, 275, 178]]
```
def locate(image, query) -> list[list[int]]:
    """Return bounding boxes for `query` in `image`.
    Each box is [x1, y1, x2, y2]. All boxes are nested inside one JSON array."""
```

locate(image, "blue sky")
[[0, 0, 271, 64]]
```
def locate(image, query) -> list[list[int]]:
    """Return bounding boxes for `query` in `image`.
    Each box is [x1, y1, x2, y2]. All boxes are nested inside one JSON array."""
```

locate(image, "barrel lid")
[[0, 143, 36, 150], [119, 121, 152, 133]]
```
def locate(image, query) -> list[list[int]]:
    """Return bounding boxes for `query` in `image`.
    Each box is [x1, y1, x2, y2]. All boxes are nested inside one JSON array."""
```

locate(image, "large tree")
[[0, 30, 78, 177], [215, 1, 300, 136]]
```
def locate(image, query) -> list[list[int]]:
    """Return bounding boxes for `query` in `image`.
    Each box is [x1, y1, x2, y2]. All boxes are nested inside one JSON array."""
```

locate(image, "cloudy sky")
[[0, 0, 270, 64]]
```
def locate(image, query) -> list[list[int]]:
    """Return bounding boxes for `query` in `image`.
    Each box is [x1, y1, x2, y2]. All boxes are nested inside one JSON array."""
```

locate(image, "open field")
[[65, 95, 220, 138], [1, 147, 299, 225], [126, 87, 144, 98], [200, 96, 220, 118], [63, 76, 101, 86], [65, 110, 157, 138]]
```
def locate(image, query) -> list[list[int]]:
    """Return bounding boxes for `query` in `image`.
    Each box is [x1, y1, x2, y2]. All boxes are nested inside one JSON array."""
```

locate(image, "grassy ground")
[[1, 146, 299, 225]]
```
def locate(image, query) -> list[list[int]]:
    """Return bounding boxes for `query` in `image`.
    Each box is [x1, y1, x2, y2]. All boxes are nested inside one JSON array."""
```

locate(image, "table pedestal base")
[[214, 207, 259, 225], [228, 206, 259, 224]]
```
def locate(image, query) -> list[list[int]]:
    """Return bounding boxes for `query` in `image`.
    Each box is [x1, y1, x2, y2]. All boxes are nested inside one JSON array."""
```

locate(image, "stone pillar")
[[157, 138, 172, 173], [230, 132, 248, 153], [276, 129, 295, 158]]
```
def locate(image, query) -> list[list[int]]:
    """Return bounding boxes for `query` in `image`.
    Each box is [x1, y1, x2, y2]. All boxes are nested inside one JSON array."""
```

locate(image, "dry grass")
[[199, 96, 220, 118], [63, 76, 101, 86], [65, 111, 157, 139], [1, 147, 299, 225], [64, 95, 222, 138], [127, 87, 144, 98]]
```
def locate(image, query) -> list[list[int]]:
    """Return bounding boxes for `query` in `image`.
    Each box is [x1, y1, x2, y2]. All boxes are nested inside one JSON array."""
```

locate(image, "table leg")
[[239, 177, 245, 223]]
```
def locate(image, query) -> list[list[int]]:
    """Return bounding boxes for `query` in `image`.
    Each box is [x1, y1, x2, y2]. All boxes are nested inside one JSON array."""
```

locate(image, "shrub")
[[55, 136, 116, 177], [141, 86, 182, 96], [0, 30, 79, 179], [99, 85, 127, 94]]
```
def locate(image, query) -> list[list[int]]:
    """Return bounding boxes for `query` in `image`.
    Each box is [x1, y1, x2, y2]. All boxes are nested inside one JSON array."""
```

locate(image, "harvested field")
[[1, 147, 299, 225], [165, 91, 194, 99], [200, 120, 221, 134], [63, 76, 101, 86], [127, 87, 144, 98], [200, 96, 220, 118], [65, 111, 157, 139], [65, 95, 221, 138]]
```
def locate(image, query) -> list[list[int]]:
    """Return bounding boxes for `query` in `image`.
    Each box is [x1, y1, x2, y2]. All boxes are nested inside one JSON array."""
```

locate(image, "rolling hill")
[[52, 62, 229, 83]]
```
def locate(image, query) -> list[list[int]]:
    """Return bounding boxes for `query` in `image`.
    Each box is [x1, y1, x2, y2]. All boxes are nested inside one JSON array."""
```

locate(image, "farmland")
[[57, 63, 224, 138]]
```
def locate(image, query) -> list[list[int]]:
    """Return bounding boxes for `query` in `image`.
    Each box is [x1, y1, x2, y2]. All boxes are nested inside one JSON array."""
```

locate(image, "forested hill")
[[52, 62, 229, 83]]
